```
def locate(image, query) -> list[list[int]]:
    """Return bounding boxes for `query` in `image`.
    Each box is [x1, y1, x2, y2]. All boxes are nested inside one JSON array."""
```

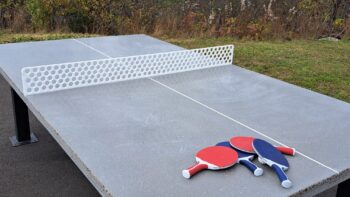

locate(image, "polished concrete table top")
[[1, 35, 350, 196]]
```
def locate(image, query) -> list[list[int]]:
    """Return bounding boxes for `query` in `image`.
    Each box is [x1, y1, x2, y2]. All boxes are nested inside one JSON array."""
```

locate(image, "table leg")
[[9, 88, 38, 146], [337, 179, 350, 197]]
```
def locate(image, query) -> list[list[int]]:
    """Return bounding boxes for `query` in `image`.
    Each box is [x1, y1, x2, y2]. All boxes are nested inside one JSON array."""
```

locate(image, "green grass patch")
[[163, 37, 350, 102], [0, 32, 97, 44]]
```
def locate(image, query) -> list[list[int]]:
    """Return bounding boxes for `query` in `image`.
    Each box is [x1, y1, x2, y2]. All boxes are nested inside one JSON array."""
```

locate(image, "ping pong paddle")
[[253, 139, 292, 188], [182, 146, 238, 179], [230, 136, 295, 156], [216, 141, 263, 176]]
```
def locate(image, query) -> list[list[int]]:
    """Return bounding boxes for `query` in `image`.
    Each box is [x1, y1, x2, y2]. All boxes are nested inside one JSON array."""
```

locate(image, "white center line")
[[75, 37, 339, 175], [149, 77, 339, 174], [73, 39, 112, 58]]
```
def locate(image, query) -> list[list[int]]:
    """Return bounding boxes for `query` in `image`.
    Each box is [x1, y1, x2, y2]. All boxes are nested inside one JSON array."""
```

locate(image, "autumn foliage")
[[0, 0, 349, 39]]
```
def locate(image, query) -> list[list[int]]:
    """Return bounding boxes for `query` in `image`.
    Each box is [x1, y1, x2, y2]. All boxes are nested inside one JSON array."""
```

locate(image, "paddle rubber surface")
[[182, 146, 238, 178], [230, 136, 295, 156], [253, 139, 292, 188]]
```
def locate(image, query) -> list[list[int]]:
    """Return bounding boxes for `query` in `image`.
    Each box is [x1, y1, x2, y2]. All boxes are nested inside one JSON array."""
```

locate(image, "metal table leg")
[[9, 88, 38, 146]]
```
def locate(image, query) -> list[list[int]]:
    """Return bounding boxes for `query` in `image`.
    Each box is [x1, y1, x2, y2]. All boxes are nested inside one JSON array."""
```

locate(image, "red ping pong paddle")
[[182, 146, 238, 179], [230, 136, 295, 156]]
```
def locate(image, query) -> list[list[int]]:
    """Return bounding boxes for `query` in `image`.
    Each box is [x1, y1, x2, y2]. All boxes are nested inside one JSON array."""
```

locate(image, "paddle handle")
[[239, 159, 263, 176], [275, 146, 296, 156], [182, 163, 208, 179], [271, 164, 292, 188]]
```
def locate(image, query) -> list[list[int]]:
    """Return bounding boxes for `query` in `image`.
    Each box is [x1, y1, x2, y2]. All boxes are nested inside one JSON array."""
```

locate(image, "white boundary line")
[[74, 37, 339, 175]]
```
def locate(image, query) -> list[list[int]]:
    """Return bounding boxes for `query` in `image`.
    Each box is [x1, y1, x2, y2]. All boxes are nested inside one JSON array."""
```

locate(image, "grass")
[[1, 32, 349, 102], [0, 31, 96, 44], [163, 37, 350, 102]]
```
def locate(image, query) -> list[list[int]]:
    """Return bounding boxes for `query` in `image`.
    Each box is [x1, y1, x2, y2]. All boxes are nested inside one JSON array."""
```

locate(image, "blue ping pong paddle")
[[216, 141, 263, 176], [253, 139, 292, 188]]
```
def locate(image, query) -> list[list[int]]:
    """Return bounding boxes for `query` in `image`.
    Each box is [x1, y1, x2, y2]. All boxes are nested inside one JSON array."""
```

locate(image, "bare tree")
[[241, 0, 247, 10], [266, 0, 276, 19]]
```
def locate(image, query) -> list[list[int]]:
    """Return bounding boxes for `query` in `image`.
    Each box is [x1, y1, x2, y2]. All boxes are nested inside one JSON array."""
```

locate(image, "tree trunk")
[[331, 0, 341, 21], [267, 0, 276, 19], [241, 0, 246, 11], [344, 0, 350, 19]]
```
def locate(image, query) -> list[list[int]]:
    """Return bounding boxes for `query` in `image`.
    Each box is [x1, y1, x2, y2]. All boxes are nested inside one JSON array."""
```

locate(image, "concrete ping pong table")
[[0, 34, 350, 196]]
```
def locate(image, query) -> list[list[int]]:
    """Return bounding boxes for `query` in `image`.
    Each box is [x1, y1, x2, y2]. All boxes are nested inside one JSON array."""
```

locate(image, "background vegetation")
[[1, 0, 350, 39]]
